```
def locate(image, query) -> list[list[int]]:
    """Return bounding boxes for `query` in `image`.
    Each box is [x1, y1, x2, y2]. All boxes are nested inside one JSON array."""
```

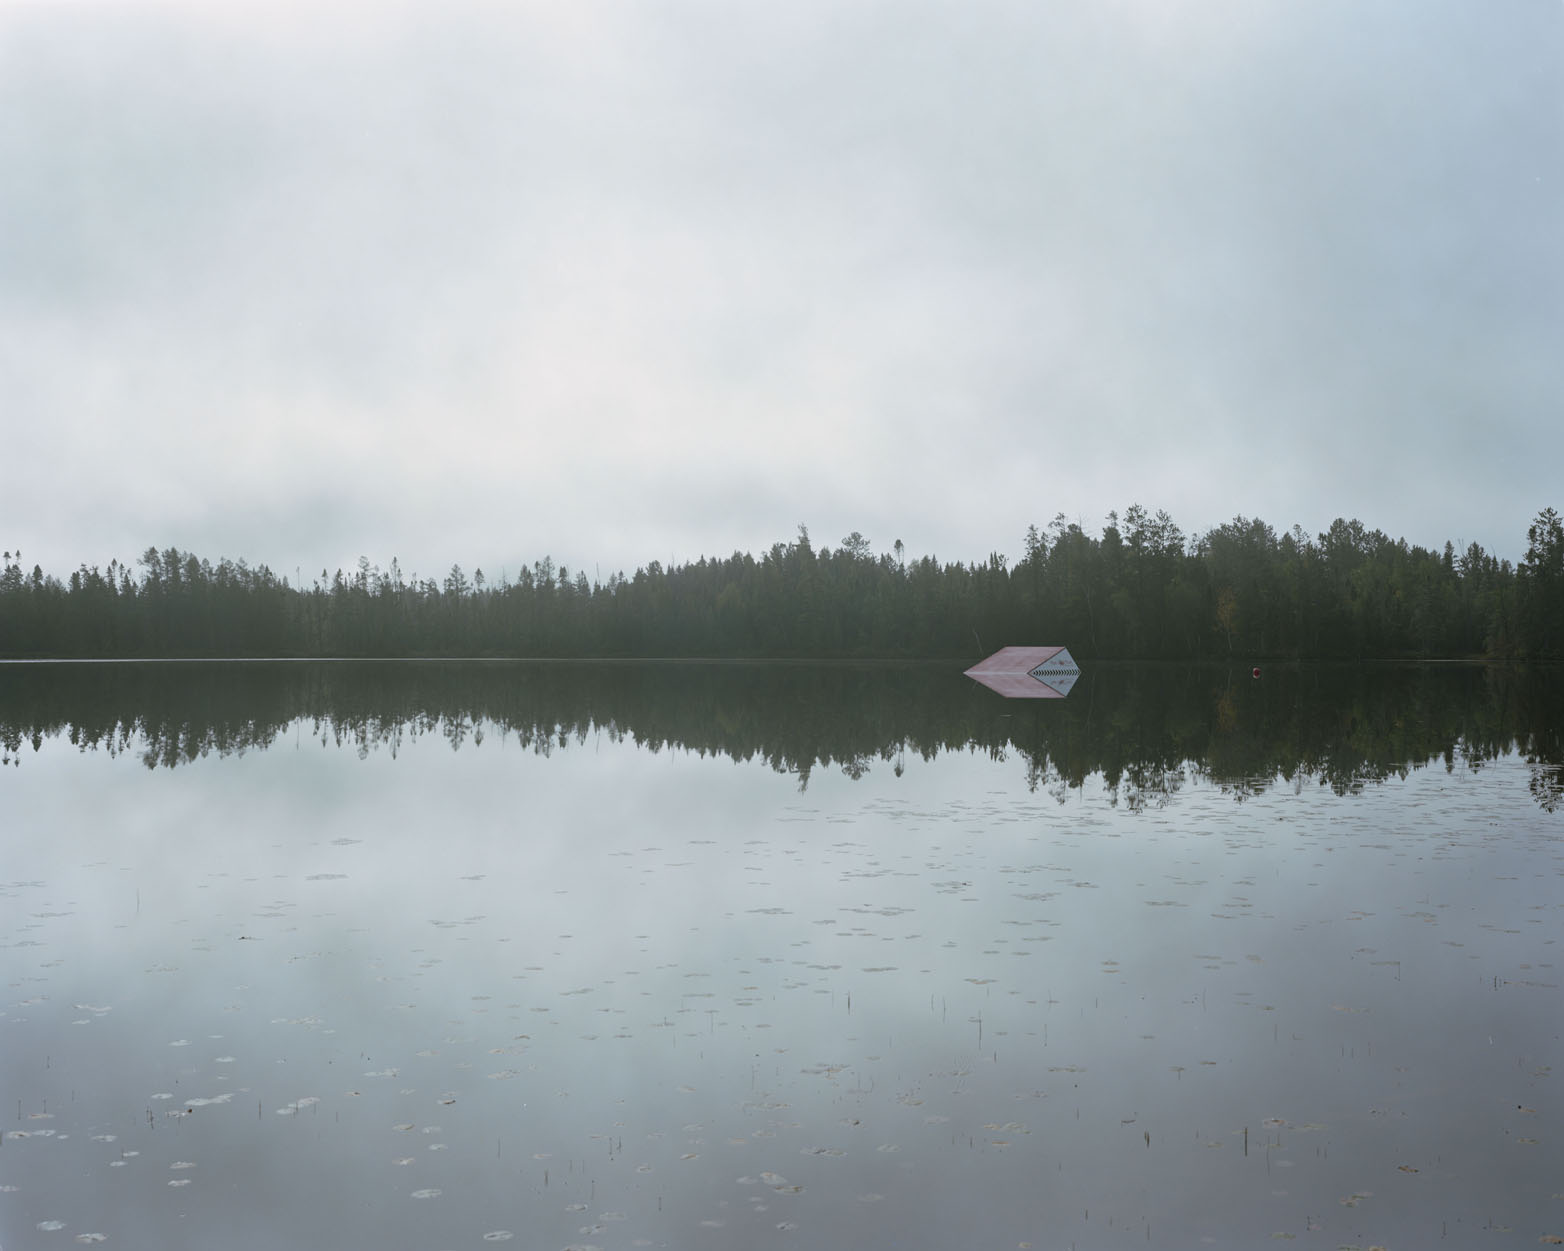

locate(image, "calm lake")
[[2, 660, 1560, 1249]]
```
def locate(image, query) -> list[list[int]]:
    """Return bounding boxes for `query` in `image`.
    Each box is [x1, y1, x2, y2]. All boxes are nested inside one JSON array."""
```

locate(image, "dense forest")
[[2, 506, 1561, 661]]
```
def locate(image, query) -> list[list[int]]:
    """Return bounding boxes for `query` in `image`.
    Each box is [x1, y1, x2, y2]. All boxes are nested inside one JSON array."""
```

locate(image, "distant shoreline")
[[0, 654, 1519, 667], [3, 510, 1560, 662]]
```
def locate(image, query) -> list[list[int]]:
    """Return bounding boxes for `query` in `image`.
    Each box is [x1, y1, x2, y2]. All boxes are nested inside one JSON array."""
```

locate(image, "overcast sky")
[[3, 0, 1560, 584]]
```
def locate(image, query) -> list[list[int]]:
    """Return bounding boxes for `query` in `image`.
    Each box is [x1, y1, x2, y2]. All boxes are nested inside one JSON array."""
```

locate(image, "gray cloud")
[[3, 0, 1559, 579]]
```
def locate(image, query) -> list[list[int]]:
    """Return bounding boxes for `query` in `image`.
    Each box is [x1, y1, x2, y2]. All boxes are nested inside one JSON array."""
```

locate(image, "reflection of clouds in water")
[[2, 725, 1558, 1247]]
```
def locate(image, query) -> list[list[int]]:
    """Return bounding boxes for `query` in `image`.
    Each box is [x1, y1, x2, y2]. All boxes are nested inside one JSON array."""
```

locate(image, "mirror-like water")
[[2, 662, 1560, 1248]]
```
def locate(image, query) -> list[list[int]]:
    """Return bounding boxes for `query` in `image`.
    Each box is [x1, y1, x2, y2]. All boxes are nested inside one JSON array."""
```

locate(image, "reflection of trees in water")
[[1531, 763, 1563, 812], [0, 660, 1559, 809], [1517, 680, 1564, 812]]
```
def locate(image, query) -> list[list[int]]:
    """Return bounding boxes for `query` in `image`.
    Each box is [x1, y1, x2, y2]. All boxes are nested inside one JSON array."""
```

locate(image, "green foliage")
[[0, 508, 1557, 660], [1519, 507, 1564, 660]]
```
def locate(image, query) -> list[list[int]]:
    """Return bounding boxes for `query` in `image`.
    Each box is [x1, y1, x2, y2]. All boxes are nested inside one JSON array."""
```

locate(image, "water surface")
[[2, 662, 1560, 1248]]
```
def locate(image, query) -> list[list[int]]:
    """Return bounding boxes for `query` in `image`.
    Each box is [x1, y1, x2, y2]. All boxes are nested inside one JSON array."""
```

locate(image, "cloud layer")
[[4, 0, 1560, 580]]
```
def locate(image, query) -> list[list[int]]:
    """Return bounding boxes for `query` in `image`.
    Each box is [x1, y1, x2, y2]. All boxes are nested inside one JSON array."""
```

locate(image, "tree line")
[[2, 506, 1561, 660]]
